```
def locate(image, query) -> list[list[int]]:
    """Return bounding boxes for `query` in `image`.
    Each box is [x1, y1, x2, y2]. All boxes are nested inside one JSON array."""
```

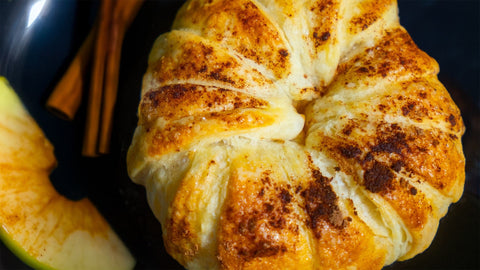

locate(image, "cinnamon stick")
[[46, 26, 96, 120], [82, 0, 113, 157], [98, 0, 144, 154]]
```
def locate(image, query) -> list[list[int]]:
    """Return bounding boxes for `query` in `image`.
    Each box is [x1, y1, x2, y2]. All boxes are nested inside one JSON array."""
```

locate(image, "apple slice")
[[0, 77, 135, 270]]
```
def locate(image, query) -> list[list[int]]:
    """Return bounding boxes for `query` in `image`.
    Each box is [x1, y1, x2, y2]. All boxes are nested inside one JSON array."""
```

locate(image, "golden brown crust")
[[174, 0, 292, 79], [217, 167, 308, 269], [146, 31, 272, 91], [348, 0, 396, 34], [127, 0, 465, 269], [140, 84, 268, 123]]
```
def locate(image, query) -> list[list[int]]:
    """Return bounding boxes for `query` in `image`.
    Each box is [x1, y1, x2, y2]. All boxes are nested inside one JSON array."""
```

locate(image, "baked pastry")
[[127, 0, 465, 269]]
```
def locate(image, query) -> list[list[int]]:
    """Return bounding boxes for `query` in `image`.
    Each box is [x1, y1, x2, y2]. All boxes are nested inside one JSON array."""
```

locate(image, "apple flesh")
[[0, 77, 135, 270]]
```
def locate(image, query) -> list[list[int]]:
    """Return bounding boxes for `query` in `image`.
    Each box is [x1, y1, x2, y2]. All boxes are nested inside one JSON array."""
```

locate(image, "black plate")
[[0, 0, 478, 269]]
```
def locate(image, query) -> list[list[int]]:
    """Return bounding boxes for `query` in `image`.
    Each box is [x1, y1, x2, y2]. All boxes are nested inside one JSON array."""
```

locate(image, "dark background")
[[0, 0, 478, 269]]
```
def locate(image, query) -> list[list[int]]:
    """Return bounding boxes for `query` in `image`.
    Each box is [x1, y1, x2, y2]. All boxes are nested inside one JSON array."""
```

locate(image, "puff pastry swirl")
[[127, 0, 465, 269]]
